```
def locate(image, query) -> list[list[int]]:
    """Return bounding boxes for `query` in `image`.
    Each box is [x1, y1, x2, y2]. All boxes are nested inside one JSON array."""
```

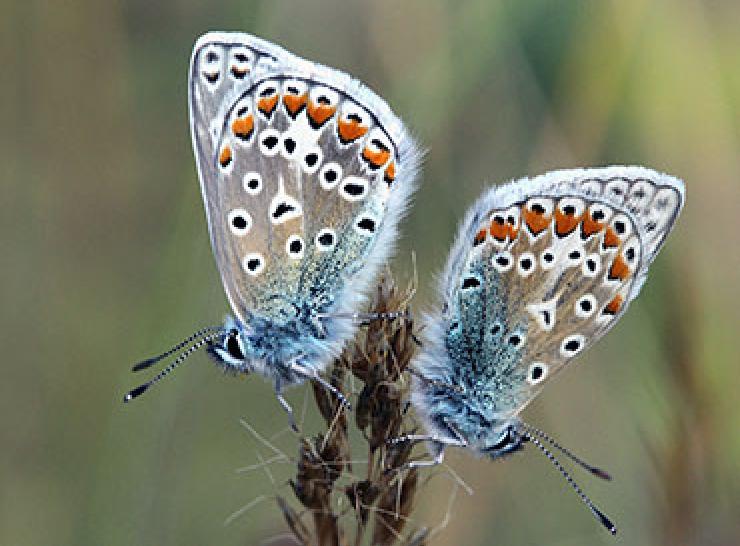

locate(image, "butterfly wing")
[[421, 166, 684, 417], [189, 33, 420, 341]]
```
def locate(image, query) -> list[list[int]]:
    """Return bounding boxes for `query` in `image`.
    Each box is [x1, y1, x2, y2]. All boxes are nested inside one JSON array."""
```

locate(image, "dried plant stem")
[[276, 269, 429, 546]]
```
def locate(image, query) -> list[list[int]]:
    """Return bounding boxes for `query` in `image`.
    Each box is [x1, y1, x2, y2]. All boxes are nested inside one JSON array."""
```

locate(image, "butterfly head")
[[206, 315, 251, 372]]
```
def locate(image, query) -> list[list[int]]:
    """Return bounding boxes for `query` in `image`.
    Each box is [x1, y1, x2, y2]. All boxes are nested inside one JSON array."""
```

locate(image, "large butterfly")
[[405, 166, 684, 533], [125, 32, 420, 428]]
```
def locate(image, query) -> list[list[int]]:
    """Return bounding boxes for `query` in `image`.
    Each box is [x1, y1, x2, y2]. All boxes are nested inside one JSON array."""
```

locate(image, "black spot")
[[494, 216, 505, 225], [226, 332, 245, 360], [237, 106, 249, 117], [234, 53, 248, 63], [283, 138, 296, 154], [287, 85, 299, 94], [318, 231, 334, 247], [495, 255, 510, 267], [542, 310, 552, 326], [357, 217, 376, 232], [645, 221, 657, 232], [563, 205, 576, 215], [543, 252, 554, 263], [634, 189, 646, 199], [626, 247, 636, 261], [247, 178, 260, 190], [592, 209, 605, 221], [304, 153, 319, 167], [317, 95, 331, 105], [263, 135, 278, 149], [586, 258, 597, 273], [343, 182, 365, 197], [206, 51, 219, 63], [246, 258, 261, 271], [569, 250, 581, 260], [371, 138, 390, 151], [615, 221, 626, 234], [205, 72, 219, 83], [462, 277, 481, 289], [347, 113, 363, 123], [611, 187, 624, 196], [564, 339, 581, 353], [532, 203, 546, 214], [259, 86, 276, 97], [231, 216, 247, 230], [231, 67, 246, 79], [531, 365, 544, 381], [508, 334, 521, 347], [507, 215, 516, 224], [272, 202, 296, 219], [324, 169, 338, 183], [289, 239, 303, 254], [520, 257, 533, 271], [580, 299, 593, 312], [491, 323, 501, 335]]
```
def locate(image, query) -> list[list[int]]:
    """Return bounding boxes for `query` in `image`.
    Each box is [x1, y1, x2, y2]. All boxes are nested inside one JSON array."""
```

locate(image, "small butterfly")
[[124, 32, 420, 428], [402, 166, 684, 534]]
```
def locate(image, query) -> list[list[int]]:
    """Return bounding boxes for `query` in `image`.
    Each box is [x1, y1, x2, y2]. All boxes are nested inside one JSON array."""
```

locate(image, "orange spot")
[[307, 100, 336, 128], [603, 227, 620, 249], [384, 161, 396, 185], [555, 209, 582, 237], [338, 118, 369, 143], [523, 207, 551, 236], [489, 216, 509, 241], [257, 95, 278, 116], [231, 115, 254, 140], [283, 92, 307, 116], [219, 145, 232, 167], [581, 215, 604, 238], [474, 228, 487, 245], [608, 254, 630, 281], [604, 294, 623, 315], [362, 146, 391, 169]]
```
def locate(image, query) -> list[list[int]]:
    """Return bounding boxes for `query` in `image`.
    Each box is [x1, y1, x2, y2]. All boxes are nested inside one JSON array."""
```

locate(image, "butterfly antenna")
[[522, 431, 617, 535], [123, 331, 223, 403], [132, 326, 222, 371], [520, 424, 612, 480]]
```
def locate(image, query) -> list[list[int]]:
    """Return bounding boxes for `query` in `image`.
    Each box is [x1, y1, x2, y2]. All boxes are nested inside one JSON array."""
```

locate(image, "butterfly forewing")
[[438, 167, 684, 415], [189, 32, 418, 327]]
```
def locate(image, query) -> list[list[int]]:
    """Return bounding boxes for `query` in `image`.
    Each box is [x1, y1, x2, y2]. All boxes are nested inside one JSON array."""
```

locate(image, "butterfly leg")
[[388, 434, 466, 470], [274, 379, 298, 433], [290, 362, 352, 410]]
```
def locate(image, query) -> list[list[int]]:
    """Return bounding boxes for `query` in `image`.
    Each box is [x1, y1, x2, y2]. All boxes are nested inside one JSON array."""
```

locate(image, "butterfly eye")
[[226, 331, 245, 360]]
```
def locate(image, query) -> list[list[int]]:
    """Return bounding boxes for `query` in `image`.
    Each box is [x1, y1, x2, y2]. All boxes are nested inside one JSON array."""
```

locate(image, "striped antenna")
[[123, 331, 223, 403], [132, 326, 222, 371], [522, 430, 617, 535]]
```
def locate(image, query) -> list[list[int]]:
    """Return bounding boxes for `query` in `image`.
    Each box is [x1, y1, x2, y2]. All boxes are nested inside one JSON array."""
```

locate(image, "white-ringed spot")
[[582, 253, 601, 277], [319, 162, 343, 190], [574, 294, 597, 318], [560, 334, 586, 357], [243, 172, 263, 195], [517, 252, 536, 277], [242, 252, 265, 276], [526, 362, 548, 385], [259, 128, 281, 156], [301, 145, 323, 175], [315, 228, 337, 251], [285, 234, 305, 259], [339, 176, 368, 202], [492, 250, 513, 273], [227, 208, 252, 236]]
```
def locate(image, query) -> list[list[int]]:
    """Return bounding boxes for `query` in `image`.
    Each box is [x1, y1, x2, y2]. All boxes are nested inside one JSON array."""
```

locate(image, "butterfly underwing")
[[125, 33, 420, 424], [405, 165, 684, 533]]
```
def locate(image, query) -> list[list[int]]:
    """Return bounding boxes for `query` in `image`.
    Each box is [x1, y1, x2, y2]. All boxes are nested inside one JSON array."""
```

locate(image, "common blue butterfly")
[[402, 166, 684, 533], [124, 32, 420, 428]]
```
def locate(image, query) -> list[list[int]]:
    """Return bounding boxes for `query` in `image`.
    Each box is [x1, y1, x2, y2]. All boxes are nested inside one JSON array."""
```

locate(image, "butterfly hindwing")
[[434, 166, 684, 415], [189, 32, 420, 336]]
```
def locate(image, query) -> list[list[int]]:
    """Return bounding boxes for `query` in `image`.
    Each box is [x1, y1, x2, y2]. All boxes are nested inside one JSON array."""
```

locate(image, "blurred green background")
[[2, 0, 739, 544]]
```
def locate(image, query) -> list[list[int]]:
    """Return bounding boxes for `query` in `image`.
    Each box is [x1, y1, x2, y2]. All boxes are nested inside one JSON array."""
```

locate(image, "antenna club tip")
[[123, 383, 149, 403], [595, 508, 617, 535], [592, 468, 613, 481]]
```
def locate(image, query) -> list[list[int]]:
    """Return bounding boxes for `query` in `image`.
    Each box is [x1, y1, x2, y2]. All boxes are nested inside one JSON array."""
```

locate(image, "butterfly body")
[[410, 166, 684, 461]]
